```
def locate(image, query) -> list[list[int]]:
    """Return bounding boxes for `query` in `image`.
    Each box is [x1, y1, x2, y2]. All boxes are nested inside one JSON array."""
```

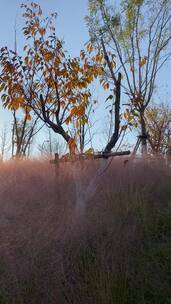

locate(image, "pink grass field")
[[0, 158, 170, 303]]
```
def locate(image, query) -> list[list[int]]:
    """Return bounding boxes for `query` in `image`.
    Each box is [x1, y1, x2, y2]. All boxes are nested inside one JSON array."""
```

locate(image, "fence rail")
[[50, 150, 131, 166]]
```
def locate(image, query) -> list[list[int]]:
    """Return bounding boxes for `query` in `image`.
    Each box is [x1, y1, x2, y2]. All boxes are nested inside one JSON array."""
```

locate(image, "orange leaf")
[[103, 82, 109, 90], [44, 51, 54, 61], [25, 113, 32, 121], [39, 27, 46, 36]]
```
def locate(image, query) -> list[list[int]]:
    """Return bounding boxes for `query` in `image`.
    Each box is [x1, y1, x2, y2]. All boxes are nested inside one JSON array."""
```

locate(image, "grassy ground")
[[0, 158, 170, 303]]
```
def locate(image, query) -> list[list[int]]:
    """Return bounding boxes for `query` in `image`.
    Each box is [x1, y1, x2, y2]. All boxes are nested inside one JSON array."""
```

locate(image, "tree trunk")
[[104, 73, 121, 153], [140, 109, 147, 155], [79, 123, 85, 154]]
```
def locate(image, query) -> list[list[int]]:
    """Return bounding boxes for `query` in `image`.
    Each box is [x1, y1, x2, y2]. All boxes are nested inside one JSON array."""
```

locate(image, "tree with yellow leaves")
[[0, 2, 105, 155]]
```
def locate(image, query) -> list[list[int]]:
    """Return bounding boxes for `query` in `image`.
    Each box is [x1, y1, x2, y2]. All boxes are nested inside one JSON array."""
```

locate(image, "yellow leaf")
[[77, 105, 85, 116], [65, 118, 70, 125], [9, 97, 24, 110], [44, 51, 54, 61], [16, 96, 25, 104], [61, 101, 65, 108], [68, 137, 77, 153], [54, 57, 61, 65], [103, 82, 109, 90], [86, 42, 94, 54], [96, 66, 104, 75], [95, 53, 101, 62], [86, 75, 94, 83], [25, 56, 29, 65], [29, 59, 33, 66], [25, 113, 32, 121], [26, 106, 31, 113], [82, 117, 88, 125], [76, 120, 79, 129], [71, 107, 77, 116], [140, 56, 147, 67], [11, 103, 19, 110], [39, 27, 46, 36], [111, 60, 116, 69], [85, 148, 94, 155], [0, 83, 5, 92]]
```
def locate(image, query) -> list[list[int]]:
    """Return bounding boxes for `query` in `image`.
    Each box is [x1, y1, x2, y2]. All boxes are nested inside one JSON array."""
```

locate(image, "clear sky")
[[0, 0, 170, 154], [0, 0, 89, 52]]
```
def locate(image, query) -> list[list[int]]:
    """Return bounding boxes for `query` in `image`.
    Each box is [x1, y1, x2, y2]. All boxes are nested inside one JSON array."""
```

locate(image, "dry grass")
[[0, 157, 170, 303]]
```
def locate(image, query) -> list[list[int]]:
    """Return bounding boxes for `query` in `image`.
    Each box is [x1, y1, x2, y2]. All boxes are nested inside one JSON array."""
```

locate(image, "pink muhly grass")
[[0, 157, 170, 303]]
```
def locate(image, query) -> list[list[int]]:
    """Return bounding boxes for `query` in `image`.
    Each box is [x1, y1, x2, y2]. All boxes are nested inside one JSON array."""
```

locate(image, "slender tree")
[[11, 111, 39, 158], [0, 126, 10, 160], [81, 39, 123, 153], [38, 129, 66, 159], [87, 0, 171, 154], [145, 103, 171, 155]]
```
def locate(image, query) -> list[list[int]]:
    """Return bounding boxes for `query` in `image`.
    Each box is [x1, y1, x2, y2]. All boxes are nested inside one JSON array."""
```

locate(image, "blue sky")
[[0, 0, 170, 154], [0, 0, 89, 52]]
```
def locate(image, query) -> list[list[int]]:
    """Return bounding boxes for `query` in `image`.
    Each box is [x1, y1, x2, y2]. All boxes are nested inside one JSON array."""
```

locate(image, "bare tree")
[[37, 129, 66, 159], [11, 110, 39, 159], [99, 37, 122, 153], [0, 126, 10, 160], [87, 0, 171, 154], [145, 103, 171, 155]]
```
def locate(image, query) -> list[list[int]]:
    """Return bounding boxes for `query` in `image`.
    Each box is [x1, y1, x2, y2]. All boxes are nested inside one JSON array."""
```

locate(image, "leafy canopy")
[[0, 2, 109, 141]]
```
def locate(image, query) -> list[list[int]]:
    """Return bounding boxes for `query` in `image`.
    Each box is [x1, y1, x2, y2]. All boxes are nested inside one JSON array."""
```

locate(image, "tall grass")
[[0, 158, 170, 303]]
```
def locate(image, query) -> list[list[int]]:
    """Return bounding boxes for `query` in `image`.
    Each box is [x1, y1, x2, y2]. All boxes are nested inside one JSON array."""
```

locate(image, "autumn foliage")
[[0, 2, 109, 145]]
